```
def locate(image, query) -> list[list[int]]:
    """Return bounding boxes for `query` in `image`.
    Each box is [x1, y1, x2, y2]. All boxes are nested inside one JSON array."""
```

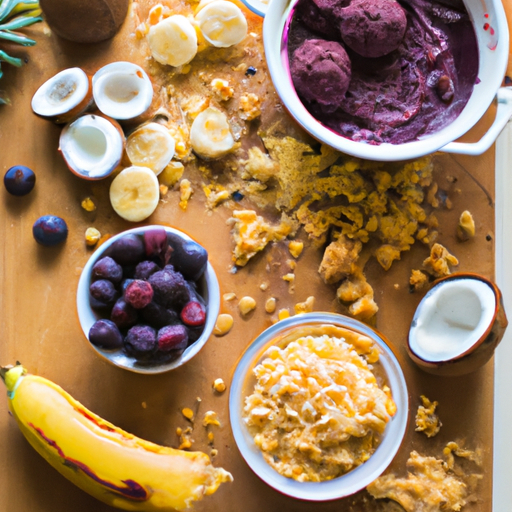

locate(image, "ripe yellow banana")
[[0, 364, 232, 511]]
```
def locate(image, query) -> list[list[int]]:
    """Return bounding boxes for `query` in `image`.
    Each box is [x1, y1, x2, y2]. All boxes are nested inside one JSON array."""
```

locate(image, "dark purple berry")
[[134, 260, 160, 280], [144, 229, 169, 262], [124, 280, 154, 309], [141, 302, 179, 328], [124, 325, 157, 358], [89, 319, 123, 349], [157, 324, 188, 352], [148, 269, 190, 309], [92, 256, 123, 284], [107, 234, 145, 266], [120, 278, 135, 294], [90, 279, 119, 308], [4, 165, 36, 196], [186, 325, 204, 344], [168, 235, 208, 281], [111, 298, 138, 329], [180, 301, 206, 327], [32, 215, 68, 246]]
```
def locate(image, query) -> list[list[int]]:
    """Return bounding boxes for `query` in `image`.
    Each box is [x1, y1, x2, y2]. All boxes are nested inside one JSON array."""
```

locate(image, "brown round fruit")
[[40, 0, 130, 44]]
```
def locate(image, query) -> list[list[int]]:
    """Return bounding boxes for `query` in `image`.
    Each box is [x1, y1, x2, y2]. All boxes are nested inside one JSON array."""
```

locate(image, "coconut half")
[[31, 68, 93, 123], [92, 62, 154, 121], [59, 114, 125, 180], [407, 273, 508, 376]]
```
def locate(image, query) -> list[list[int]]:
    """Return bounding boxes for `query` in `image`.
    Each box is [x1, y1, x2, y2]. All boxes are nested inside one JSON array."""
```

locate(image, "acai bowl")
[[229, 313, 408, 501], [251, 0, 511, 161]]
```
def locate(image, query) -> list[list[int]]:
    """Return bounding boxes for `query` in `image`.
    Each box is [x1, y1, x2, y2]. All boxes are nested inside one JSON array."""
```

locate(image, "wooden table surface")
[[0, 1, 509, 511]]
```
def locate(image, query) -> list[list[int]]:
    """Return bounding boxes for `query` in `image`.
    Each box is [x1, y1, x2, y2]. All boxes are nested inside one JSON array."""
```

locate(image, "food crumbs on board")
[[213, 378, 226, 393], [81, 197, 96, 212], [239, 296, 256, 316], [179, 179, 193, 210], [85, 227, 101, 246], [265, 297, 277, 314], [288, 240, 304, 258], [214, 314, 234, 336], [415, 395, 442, 438], [182, 407, 194, 421]]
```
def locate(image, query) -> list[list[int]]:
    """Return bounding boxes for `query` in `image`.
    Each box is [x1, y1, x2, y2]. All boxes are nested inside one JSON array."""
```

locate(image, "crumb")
[[294, 296, 315, 314], [213, 378, 226, 393], [182, 407, 194, 421], [239, 296, 256, 315], [260, 281, 269, 291], [85, 227, 101, 247], [415, 395, 442, 438], [288, 240, 304, 259], [423, 243, 459, 278], [141, 401, 147, 409], [457, 211, 475, 241], [81, 197, 96, 212], [213, 314, 234, 336], [410, 269, 429, 291], [223, 292, 236, 301], [210, 78, 234, 101], [159, 161, 184, 187], [239, 93, 261, 121], [179, 179, 193, 210], [319, 235, 362, 284], [265, 297, 277, 313], [241, 147, 278, 183], [203, 410, 221, 427]]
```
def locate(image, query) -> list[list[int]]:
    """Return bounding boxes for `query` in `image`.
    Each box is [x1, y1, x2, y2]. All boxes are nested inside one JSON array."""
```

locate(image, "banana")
[[189, 106, 235, 159], [126, 122, 176, 175], [147, 15, 198, 67], [109, 166, 160, 222], [0, 364, 232, 511], [195, 0, 247, 48]]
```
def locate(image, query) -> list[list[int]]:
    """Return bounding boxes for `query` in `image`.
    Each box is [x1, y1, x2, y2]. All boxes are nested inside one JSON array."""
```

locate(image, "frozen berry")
[[120, 278, 135, 294], [148, 269, 190, 309], [89, 319, 123, 349], [111, 298, 138, 329], [33, 215, 68, 246], [186, 325, 204, 343], [141, 302, 179, 328], [144, 229, 169, 261], [157, 324, 188, 352], [108, 234, 145, 266], [90, 279, 119, 308], [4, 165, 36, 196], [92, 256, 123, 284], [134, 260, 160, 280], [124, 325, 157, 358], [168, 234, 208, 281], [124, 280, 154, 309], [180, 301, 206, 327]]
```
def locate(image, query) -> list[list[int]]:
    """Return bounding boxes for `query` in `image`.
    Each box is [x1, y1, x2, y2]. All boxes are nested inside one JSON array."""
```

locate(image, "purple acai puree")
[[290, 39, 352, 114], [340, 0, 407, 58], [288, 0, 479, 144]]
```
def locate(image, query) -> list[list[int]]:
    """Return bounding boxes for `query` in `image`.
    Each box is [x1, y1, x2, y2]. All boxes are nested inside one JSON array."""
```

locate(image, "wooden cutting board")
[[0, 1, 508, 510]]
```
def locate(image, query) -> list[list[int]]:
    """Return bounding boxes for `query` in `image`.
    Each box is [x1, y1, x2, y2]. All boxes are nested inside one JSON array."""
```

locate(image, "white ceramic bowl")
[[229, 312, 408, 500], [77, 225, 220, 374], [254, 0, 511, 161]]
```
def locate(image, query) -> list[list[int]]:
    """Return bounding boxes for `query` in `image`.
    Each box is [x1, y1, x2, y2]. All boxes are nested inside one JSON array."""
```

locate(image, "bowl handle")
[[439, 87, 512, 156]]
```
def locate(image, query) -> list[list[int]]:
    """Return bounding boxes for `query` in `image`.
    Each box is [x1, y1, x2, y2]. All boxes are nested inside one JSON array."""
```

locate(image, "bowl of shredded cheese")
[[229, 312, 408, 500]]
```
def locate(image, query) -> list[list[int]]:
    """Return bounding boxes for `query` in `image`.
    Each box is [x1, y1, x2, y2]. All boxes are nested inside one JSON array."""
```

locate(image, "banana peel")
[[0, 364, 233, 510]]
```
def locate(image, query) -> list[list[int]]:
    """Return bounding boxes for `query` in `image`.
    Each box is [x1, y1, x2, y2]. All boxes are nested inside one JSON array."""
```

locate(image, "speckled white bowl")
[[76, 225, 220, 374], [229, 312, 408, 500]]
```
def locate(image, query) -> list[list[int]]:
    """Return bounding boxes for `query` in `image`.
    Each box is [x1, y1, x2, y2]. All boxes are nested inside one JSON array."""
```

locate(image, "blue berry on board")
[[4, 165, 36, 196], [32, 215, 68, 246]]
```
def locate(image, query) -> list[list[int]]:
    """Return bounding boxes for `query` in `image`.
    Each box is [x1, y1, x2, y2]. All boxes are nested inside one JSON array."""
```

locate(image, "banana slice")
[[109, 166, 160, 222], [148, 15, 198, 67], [195, 0, 248, 48], [190, 106, 235, 159], [126, 122, 176, 175]]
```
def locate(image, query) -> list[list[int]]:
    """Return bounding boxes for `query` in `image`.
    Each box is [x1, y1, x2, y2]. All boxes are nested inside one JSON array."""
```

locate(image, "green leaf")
[[0, 0, 39, 23], [0, 49, 22, 66], [0, 29, 36, 45], [0, 12, 42, 31]]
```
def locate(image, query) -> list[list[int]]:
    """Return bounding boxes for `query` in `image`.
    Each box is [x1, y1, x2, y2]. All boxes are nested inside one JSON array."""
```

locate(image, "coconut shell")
[[40, 0, 130, 44]]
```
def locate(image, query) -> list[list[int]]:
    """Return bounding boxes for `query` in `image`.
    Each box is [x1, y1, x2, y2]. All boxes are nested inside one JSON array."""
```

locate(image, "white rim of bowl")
[[76, 225, 220, 374], [229, 312, 409, 500]]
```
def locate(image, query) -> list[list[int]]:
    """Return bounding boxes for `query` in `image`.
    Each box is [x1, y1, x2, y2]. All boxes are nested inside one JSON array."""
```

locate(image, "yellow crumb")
[[179, 179, 193, 210], [214, 314, 234, 336], [81, 197, 96, 212], [415, 395, 442, 438], [85, 227, 101, 247], [288, 240, 304, 258], [181, 408, 194, 421], [213, 378, 226, 393]]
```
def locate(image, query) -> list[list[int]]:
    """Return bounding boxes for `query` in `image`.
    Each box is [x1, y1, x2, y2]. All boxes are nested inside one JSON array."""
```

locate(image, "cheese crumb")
[[85, 227, 101, 247], [415, 395, 442, 438], [179, 179, 193, 210], [211, 78, 234, 101], [81, 197, 96, 212]]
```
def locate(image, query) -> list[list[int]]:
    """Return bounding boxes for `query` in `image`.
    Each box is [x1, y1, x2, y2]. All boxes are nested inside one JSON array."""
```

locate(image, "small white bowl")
[[229, 312, 408, 501], [76, 225, 220, 374]]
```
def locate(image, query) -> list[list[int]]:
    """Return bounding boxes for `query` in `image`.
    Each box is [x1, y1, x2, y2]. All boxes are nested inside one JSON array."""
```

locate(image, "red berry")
[[180, 301, 206, 327], [125, 280, 154, 309], [157, 324, 188, 352]]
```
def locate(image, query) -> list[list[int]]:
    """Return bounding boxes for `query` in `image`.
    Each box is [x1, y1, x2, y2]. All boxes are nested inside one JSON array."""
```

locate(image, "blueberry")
[[89, 319, 123, 349], [111, 298, 138, 329], [89, 279, 119, 308], [167, 235, 208, 281], [148, 268, 190, 309], [92, 256, 123, 285], [32, 215, 68, 246], [124, 325, 157, 358], [107, 234, 145, 266], [4, 165, 36, 196]]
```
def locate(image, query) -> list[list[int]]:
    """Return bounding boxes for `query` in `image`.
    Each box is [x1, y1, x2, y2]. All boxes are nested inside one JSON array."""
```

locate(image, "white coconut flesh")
[[60, 115, 124, 179], [92, 62, 153, 120], [31, 67, 90, 118], [409, 278, 496, 362]]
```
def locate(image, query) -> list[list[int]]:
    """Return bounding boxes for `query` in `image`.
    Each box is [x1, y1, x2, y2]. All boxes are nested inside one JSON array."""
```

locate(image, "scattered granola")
[[423, 243, 459, 278], [457, 211, 475, 242], [415, 395, 442, 438], [410, 269, 429, 292]]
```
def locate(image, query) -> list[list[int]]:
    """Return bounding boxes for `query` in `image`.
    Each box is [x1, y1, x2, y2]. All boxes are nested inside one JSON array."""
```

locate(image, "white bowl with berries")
[[76, 225, 220, 374]]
